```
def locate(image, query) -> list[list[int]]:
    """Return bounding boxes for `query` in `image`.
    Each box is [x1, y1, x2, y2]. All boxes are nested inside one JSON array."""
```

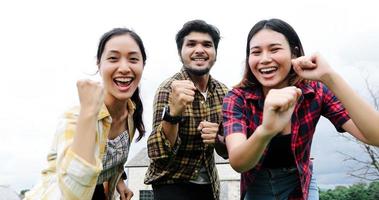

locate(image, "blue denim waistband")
[[261, 167, 297, 178]]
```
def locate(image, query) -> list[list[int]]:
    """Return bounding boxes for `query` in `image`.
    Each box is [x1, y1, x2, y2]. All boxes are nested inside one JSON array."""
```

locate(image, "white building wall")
[[125, 167, 152, 200], [217, 164, 240, 200]]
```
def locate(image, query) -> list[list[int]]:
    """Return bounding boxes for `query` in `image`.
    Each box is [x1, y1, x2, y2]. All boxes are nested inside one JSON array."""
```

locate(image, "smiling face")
[[248, 29, 292, 94], [99, 34, 143, 102], [180, 32, 216, 76]]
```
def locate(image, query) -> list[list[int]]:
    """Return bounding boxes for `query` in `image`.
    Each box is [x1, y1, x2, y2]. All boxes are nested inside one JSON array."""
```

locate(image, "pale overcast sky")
[[1, 0, 378, 193]]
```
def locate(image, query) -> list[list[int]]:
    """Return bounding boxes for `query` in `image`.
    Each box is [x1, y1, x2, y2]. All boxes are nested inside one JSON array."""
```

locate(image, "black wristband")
[[161, 105, 183, 124]]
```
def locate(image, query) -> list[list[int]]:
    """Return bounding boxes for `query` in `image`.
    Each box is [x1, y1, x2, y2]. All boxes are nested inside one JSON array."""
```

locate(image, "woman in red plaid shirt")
[[222, 18, 379, 200]]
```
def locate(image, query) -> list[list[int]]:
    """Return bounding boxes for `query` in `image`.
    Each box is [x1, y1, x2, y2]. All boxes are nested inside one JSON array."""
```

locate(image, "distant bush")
[[19, 189, 29, 199], [320, 181, 379, 200]]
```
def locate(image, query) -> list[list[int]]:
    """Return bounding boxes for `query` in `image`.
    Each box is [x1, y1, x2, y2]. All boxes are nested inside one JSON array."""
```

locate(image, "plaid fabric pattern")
[[222, 81, 350, 200], [25, 99, 136, 200], [97, 130, 130, 184], [144, 68, 228, 200]]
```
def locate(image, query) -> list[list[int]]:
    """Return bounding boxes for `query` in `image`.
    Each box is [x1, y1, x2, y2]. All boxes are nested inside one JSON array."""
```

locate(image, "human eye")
[[186, 41, 196, 47], [130, 57, 140, 63], [270, 44, 283, 53], [203, 42, 213, 48], [107, 56, 118, 62], [271, 48, 281, 53], [250, 50, 261, 55]]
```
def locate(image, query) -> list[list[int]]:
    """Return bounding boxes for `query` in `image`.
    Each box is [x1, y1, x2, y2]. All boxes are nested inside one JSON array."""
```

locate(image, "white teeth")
[[193, 58, 206, 61], [115, 77, 132, 83], [259, 67, 277, 73]]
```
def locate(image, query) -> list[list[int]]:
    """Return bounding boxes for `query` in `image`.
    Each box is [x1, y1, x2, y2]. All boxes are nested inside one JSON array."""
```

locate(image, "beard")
[[183, 65, 211, 76]]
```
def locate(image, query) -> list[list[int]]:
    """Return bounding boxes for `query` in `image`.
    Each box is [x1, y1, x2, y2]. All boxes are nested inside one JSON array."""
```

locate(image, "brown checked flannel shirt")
[[144, 68, 228, 200]]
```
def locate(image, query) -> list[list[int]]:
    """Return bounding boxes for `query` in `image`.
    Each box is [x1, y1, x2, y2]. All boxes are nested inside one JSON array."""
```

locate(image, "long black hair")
[[96, 28, 146, 141], [237, 18, 305, 88]]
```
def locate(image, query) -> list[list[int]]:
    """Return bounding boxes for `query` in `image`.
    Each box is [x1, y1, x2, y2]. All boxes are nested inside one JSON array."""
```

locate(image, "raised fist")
[[76, 79, 104, 115], [169, 80, 196, 116]]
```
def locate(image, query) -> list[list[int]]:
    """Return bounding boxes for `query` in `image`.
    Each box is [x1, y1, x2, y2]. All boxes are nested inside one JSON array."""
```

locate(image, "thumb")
[[295, 88, 302, 100], [119, 191, 126, 200], [126, 191, 134, 200], [197, 121, 204, 131]]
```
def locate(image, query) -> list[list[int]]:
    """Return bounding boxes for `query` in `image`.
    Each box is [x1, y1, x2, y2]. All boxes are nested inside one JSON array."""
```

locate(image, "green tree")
[[320, 181, 379, 200], [19, 189, 29, 199], [367, 181, 379, 199]]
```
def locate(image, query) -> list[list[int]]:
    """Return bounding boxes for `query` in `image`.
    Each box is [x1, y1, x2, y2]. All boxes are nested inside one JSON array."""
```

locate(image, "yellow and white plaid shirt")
[[144, 68, 228, 200], [25, 100, 136, 200]]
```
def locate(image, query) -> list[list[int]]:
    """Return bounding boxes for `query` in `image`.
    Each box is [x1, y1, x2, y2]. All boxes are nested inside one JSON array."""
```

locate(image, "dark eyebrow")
[[106, 50, 120, 55], [186, 39, 213, 44], [250, 43, 282, 50], [203, 41, 213, 45], [269, 43, 282, 47], [106, 50, 140, 56], [128, 51, 140, 56]]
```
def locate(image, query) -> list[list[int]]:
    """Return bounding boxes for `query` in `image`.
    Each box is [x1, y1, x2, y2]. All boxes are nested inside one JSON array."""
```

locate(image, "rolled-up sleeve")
[[56, 111, 103, 199], [222, 90, 248, 137], [25, 108, 105, 200], [58, 148, 101, 199], [320, 83, 350, 132], [147, 86, 181, 161]]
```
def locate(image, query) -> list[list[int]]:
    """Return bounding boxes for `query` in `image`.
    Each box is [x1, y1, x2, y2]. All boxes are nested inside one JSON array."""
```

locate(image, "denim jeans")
[[244, 168, 319, 200], [308, 172, 319, 200], [152, 182, 214, 200]]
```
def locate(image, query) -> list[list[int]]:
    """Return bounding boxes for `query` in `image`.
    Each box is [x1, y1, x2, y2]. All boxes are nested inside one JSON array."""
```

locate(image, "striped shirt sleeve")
[[25, 108, 103, 200]]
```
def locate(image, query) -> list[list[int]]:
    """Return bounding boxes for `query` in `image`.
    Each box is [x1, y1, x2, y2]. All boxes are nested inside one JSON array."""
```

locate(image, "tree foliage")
[[320, 181, 379, 200]]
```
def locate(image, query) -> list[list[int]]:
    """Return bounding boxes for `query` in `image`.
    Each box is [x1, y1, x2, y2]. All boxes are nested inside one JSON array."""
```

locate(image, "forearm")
[[214, 134, 228, 159], [162, 121, 179, 147], [228, 126, 272, 172], [72, 110, 98, 165], [323, 72, 379, 145]]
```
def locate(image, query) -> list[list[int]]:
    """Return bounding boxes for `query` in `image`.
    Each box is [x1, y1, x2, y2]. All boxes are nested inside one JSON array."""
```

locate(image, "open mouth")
[[114, 77, 133, 87], [191, 57, 208, 61], [259, 67, 278, 75]]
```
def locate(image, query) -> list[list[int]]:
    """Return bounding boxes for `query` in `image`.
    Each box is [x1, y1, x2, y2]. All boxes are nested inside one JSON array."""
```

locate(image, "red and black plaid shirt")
[[223, 81, 350, 200]]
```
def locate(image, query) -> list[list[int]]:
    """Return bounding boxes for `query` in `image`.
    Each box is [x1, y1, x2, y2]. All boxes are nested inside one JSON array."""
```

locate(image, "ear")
[[97, 63, 102, 75], [292, 46, 299, 58]]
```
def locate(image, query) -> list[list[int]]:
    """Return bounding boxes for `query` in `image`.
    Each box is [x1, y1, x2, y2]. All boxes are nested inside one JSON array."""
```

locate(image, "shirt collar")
[[242, 80, 316, 100], [97, 98, 136, 120], [295, 81, 316, 98], [242, 86, 264, 100]]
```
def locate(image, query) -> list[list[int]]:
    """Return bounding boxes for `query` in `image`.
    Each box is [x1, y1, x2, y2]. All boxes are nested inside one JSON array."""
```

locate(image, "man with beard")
[[144, 20, 228, 200]]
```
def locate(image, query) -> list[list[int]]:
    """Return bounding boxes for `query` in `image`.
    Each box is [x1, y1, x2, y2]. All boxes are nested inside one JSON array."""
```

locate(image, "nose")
[[119, 58, 131, 73], [194, 44, 205, 54], [260, 51, 272, 64]]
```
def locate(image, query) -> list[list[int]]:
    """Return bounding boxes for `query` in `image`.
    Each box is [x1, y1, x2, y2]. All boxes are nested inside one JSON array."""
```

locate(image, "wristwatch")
[[161, 105, 183, 124]]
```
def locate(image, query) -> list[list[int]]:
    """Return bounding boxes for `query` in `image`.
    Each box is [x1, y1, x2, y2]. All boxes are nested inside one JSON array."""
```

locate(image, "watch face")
[[161, 105, 183, 124], [161, 105, 167, 120]]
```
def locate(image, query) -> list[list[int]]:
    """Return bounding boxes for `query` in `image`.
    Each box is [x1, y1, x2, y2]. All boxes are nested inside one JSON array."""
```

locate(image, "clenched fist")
[[292, 53, 335, 83], [198, 120, 219, 144], [261, 86, 302, 137], [76, 79, 104, 115], [169, 80, 196, 116], [117, 180, 134, 200]]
